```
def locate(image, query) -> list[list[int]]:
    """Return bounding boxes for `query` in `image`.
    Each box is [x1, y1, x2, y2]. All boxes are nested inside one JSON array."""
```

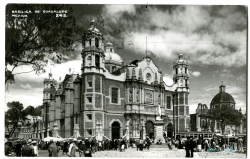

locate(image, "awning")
[[43, 136, 67, 142]]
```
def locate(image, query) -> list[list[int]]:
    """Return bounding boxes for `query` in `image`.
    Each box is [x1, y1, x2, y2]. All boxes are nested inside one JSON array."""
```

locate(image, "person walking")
[[135, 139, 139, 151], [145, 137, 151, 150], [90, 139, 96, 154], [184, 137, 190, 158], [32, 141, 39, 156], [84, 138, 92, 157], [238, 137, 243, 152], [62, 141, 68, 155], [189, 137, 196, 157], [121, 139, 126, 151], [78, 141, 86, 157], [139, 138, 144, 151], [68, 138, 78, 157], [98, 141, 102, 151], [117, 139, 121, 151], [48, 140, 59, 157], [15, 140, 22, 157], [204, 139, 209, 151], [197, 138, 202, 152]]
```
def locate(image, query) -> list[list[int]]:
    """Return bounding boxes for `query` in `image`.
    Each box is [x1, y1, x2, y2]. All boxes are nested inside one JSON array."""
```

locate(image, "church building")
[[190, 84, 245, 136], [41, 20, 190, 140]]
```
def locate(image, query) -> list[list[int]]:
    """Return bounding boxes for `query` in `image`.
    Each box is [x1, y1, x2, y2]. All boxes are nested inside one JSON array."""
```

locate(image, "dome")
[[104, 42, 123, 65], [211, 92, 235, 104], [210, 85, 235, 105], [105, 52, 123, 64]]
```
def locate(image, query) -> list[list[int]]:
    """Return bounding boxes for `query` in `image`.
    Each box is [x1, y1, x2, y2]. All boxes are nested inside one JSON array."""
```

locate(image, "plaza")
[[37, 144, 246, 158]]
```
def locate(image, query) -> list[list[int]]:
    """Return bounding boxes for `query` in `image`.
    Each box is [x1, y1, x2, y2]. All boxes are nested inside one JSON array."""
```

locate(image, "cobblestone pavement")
[[38, 146, 246, 158]]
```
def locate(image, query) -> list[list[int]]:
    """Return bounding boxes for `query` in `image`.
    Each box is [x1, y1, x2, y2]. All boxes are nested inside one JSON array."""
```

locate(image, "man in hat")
[[21, 140, 35, 157], [185, 137, 190, 157]]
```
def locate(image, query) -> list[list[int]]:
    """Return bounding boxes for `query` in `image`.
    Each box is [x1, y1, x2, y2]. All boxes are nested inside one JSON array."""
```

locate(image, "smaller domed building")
[[190, 84, 245, 136]]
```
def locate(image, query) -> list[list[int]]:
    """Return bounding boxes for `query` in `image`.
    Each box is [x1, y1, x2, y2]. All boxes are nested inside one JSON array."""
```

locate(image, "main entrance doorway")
[[145, 121, 154, 139], [167, 123, 173, 138], [111, 121, 120, 140]]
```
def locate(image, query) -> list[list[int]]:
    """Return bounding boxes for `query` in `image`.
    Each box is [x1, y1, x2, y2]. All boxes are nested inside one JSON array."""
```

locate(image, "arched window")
[[111, 87, 119, 104], [176, 68, 178, 74], [95, 38, 99, 47], [89, 39, 92, 46], [185, 79, 188, 87], [185, 67, 187, 73], [95, 55, 100, 67]]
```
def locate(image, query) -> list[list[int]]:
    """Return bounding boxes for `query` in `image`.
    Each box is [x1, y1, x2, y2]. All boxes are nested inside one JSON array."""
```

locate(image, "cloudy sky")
[[5, 4, 247, 114]]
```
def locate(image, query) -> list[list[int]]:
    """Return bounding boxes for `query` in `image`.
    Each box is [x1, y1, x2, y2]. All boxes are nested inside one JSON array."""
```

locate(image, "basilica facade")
[[41, 20, 190, 140]]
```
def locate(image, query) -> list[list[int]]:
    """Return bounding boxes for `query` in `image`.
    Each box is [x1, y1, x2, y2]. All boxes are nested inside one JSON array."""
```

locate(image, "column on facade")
[[142, 120, 146, 140]]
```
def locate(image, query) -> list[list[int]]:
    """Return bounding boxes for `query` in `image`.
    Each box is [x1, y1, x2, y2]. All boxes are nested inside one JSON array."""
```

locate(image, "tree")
[[23, 105, 42, 116], [206, 105, 243, 133], [5, 101, 27, 137], [22, 105, 35, 116], [5, 4, 82, 86], [32, 105, 43, 116]]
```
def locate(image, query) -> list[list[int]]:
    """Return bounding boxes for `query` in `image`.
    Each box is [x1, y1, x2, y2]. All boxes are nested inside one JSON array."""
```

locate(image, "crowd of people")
[[4, 134, 246, 157], [170, 135, 246, 157], [5, 139, 39, 157]]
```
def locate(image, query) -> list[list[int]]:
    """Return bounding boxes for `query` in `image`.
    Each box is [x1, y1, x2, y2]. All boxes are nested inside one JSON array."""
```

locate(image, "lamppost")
[[44, 102, 49, 138]]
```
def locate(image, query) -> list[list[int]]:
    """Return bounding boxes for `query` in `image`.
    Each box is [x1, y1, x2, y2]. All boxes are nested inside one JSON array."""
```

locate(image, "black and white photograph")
[[4, 3, 247, 158]]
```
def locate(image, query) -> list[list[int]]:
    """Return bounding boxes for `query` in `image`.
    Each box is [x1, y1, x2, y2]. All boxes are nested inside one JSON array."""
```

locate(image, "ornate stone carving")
[[126, 68, 130, 79], [132, 68, 136, 79], [158, 93, 161, 105], [155, 73, 158, 84], [139, 69, 142, 80], [136, 89, 139, 103], [129, 88, 133, 102], [144, 89, 153, 104]]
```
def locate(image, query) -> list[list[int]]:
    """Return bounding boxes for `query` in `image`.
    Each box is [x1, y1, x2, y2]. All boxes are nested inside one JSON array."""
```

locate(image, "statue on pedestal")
[[156, 105, 162, 121]]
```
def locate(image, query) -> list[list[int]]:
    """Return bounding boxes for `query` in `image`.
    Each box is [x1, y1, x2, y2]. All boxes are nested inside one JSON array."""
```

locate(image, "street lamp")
[[172, 93, 176, 139], [44, 102, 49, 138]]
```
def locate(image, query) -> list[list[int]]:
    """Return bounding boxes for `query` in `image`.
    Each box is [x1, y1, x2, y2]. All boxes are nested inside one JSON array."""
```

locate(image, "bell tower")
[[173, 54, 190, 132], [42, 72, 56, 137], [81, 20, 105, 137], [81, 19, 105, 74]]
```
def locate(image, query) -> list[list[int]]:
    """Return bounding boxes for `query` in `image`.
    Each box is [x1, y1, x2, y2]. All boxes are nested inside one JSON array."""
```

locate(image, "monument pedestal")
[[154, 120, 165, 143]]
